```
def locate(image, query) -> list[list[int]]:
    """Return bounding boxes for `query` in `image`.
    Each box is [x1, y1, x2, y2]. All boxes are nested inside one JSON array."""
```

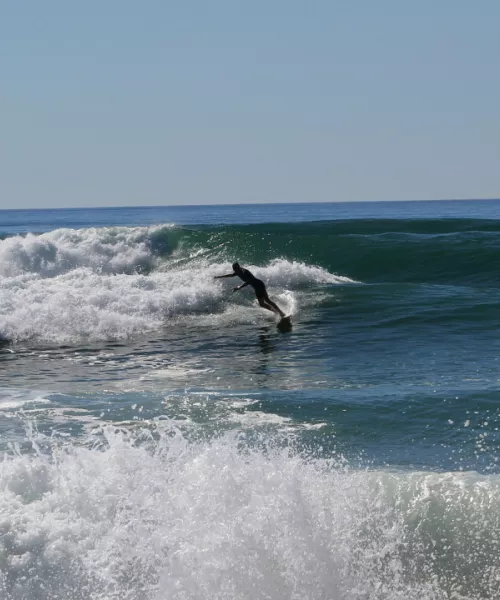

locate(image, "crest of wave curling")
[[0, 424, 471, 600], [251, 259, 356, 286], [0, 225, 174, 278]]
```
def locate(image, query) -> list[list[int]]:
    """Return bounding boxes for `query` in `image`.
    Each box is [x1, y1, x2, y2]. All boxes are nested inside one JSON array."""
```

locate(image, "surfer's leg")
[[265, 298, 286, 318], [257, 297, 275, 313], [257, 297, 282, 315], [258, 295, 285, 318]]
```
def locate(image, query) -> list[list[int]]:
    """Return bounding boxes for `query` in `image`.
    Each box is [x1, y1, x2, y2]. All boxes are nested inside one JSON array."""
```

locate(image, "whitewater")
[[1, 201, 500, 599], [0, 224, 347, 343]]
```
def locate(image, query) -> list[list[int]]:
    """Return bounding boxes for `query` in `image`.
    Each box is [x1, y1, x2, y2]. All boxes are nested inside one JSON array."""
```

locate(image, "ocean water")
[[1, 200, 500, 599]]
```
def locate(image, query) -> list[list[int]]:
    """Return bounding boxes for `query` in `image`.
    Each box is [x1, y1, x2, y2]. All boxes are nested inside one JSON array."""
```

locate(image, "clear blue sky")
[[1, 1, 499, 209]]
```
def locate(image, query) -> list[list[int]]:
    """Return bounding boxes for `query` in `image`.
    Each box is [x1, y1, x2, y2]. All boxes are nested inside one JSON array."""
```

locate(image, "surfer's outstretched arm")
[[232, 282, 249, 292], [214, 273, 237, 279]]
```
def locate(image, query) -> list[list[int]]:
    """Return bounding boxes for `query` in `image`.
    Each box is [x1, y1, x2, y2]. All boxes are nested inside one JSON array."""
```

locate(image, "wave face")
[[1, 218, 499, 342], [201, 219, 500, 286], [0, 224, 350, 343]]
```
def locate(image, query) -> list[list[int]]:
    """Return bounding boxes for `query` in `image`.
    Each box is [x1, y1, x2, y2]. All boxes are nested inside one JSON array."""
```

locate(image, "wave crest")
[[0, 225, 176, 278]]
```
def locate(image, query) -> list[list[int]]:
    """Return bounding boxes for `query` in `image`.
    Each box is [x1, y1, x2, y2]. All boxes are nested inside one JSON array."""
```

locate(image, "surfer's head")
[[232, 262, 241, 272]]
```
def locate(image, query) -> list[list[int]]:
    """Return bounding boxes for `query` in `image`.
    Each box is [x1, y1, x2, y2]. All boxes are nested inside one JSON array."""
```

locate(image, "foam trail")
[[0, 425, 498, 599]]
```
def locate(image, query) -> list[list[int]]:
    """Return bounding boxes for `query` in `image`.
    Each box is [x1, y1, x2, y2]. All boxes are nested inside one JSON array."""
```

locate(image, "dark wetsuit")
[[237, 268, 267, 298]]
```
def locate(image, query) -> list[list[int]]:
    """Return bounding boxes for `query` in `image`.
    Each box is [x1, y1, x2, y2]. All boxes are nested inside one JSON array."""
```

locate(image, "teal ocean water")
[[1, 200, 500, 599]]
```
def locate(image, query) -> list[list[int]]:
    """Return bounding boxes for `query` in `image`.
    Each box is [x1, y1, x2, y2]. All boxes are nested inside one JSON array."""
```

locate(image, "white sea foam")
[[0, 424, 498, 599], [0, 227, 348, 343], [0, 267, 221, 343], [147, 366, 212, 379], [250, 258, 355, 286], [0, 389, 51, 411], [227, 410, 292, 427], [0, 225, 175, 278]]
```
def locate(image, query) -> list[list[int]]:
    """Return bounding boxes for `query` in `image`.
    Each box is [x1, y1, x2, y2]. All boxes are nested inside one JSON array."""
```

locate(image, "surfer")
[[214, 263, 286, 318]]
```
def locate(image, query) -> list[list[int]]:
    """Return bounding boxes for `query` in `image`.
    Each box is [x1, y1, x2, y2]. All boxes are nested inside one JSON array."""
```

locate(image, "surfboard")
[[277, 315, 292, 331]]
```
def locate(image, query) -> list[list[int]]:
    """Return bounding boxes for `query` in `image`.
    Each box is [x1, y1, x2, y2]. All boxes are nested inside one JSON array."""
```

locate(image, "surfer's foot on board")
[[277, 315, 292, 331]]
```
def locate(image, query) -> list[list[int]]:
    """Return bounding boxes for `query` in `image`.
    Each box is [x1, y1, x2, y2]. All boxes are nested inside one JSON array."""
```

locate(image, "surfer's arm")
[[214, 273, 237, 279], [232, 282, 249, 292]]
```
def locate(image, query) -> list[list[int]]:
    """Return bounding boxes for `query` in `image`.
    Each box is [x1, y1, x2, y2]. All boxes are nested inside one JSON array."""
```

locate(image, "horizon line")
[[1, 197, 499, 212]]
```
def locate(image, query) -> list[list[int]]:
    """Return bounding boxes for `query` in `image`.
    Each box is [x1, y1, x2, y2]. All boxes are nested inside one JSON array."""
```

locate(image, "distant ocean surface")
[[1, 200, 500, 599]]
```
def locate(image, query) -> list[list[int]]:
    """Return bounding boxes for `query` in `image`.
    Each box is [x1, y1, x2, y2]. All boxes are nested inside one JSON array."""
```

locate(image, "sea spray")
[[0, 423, 499, 599]]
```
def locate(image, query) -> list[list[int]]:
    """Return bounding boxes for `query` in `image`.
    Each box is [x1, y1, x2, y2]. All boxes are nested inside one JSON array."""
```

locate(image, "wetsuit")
[[237, 268, 267, 298]]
